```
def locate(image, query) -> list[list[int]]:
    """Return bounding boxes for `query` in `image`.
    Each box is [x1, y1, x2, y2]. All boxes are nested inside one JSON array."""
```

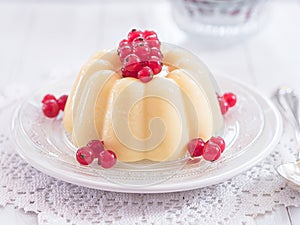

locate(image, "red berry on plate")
[[76, 147, 95, 165], [203, 141, 221, 161], [42, 94, 56, 103], [98, 150, 117, 169], [148, 56, 162, 75], [87, 140, 104, 156], [218, 97, 229, 115], [42, 99, 60, 118], [57, 95, 68, 111], [137, 66, 153, 83], [187, 138, 205, 157], [210, 136, 225, 153], [223, 92, 237, 108]]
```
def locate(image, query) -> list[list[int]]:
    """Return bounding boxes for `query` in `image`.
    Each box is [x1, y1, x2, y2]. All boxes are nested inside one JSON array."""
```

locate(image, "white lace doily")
[[1, 86, 300, 225]]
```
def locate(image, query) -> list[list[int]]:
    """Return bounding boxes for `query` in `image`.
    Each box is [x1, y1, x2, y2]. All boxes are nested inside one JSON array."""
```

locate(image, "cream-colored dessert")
[[63, 42, 224, 162]]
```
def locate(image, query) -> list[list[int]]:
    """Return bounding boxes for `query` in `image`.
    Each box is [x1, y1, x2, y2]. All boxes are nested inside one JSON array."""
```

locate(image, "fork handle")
[[273, 87, 300, 159]]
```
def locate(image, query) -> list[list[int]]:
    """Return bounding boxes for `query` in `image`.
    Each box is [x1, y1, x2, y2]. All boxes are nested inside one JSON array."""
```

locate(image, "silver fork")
[[273, 87, 300, 186]]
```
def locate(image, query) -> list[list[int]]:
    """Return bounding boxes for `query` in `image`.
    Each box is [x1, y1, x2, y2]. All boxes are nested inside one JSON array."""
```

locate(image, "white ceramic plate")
[[11, 75, 282, 193]]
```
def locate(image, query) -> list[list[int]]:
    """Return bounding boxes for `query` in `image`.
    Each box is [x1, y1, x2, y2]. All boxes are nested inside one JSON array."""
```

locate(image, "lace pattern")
[[1, 95, 300, 225]]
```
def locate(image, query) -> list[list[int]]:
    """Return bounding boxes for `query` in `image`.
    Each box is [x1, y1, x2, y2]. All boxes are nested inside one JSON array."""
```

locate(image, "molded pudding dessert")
[[40, 29, 237, 167]]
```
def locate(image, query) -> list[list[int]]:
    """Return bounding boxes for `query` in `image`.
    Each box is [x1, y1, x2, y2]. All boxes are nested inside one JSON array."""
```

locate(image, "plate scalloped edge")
[[11, 73, 283, 193]]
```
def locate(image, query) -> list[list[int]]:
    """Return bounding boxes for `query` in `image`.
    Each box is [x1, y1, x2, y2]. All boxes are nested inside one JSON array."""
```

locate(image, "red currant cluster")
[[42, 94, 68, 118], [117, 29, 163, 83], [188, 136, 225, 161], [76, 140, 117, 169], [218, 92, 237, 115]]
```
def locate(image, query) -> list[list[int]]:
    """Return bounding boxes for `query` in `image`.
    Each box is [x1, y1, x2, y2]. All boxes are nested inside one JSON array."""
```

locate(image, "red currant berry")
[[143, 30, 158, 39], [118, 39, 130, 48], [123, 54, 142, 73], [218, 97, 229, 115], [87, 140, 104, 156], [148, 56, 162, 75], [223, 92, 237, 108], [203, 141, 221, 161], [146, 38, 160, 48], [76, 147, 95, 165], [133, 43, 150, 61], [42, 99, 60, 118], [57, 95, 68, 111], [122, 67, 137, 78], [137, 66, 153, 83], [98, 150, 117, 169], [150, 47, 163, 59], [187, 138, 205, 157], [210, 136, 225, 153], [128, 29, 143, 42], [42, 94, 56, 103], [132, 37, 146, 47], [139, 60, 149, 68], [119, 29, 162, 82], [118, 46, 132, 62]]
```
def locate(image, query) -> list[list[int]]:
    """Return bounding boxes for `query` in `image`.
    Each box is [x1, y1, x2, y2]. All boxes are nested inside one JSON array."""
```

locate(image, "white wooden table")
[[0, 0, 300, 224]]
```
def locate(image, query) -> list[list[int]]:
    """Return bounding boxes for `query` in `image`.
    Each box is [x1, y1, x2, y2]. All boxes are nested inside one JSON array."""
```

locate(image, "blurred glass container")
[[172, 0, 270, 37]]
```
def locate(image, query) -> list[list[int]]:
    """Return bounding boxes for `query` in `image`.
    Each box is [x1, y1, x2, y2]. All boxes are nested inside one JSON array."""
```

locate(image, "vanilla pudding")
[[63, 42, 224, 162]]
